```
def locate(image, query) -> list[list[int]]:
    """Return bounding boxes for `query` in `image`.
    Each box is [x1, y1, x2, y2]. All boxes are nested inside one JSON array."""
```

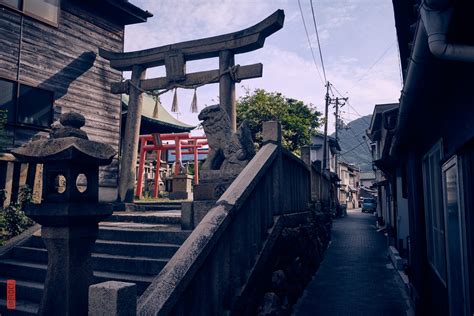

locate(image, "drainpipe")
[[422, 0, 474, 62], [391, 0, 474, 155], [390, 19, 432, 156]]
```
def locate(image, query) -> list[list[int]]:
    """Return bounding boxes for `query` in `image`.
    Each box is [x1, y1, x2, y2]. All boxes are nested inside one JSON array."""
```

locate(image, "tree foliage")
[[1, 186, 34, 245], [236, 88, 321, 153]]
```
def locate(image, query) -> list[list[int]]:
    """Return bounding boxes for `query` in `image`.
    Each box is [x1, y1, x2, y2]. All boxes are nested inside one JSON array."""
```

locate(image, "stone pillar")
[[219, 50, 236, 132], [262, 121, 282, 144], [89, 281, 137, 316], [301, 146, 316, 202], [119, 65, 147, 202], [262, 121, 283, 215], [40, 225, 97, 315], [169, 174, 193, 200]]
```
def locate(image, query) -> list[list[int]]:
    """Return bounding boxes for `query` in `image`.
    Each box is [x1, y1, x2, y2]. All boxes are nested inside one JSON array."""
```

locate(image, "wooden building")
[[0, 0, 151, 201]]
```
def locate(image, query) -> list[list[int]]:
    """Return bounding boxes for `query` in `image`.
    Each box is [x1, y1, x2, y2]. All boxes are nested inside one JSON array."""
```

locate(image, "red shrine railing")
[[136, 133, 208, 199]]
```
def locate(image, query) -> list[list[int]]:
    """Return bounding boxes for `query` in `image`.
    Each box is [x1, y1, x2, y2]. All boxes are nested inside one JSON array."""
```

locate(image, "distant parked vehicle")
[[361, 198, 377, 213]]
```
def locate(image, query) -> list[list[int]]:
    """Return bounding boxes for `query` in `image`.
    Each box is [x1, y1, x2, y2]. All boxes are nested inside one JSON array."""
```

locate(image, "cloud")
[[123, 0, 402, 134], [125, 0, 274, 51]]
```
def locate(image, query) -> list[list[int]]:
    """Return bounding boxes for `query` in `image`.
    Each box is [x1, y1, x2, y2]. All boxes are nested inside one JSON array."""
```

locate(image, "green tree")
[[236, 88, 321, 153]]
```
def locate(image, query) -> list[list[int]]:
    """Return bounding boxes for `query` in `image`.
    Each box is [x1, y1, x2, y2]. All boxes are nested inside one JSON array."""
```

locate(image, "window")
[[0, 78, 54, 147], [0, 0, 59, 26], [18, 84, 54, 127], [442, 157, 469, 316], [0, 0, 19, 9], [422, 141, 447, 283], [0, 79, 16, 124]]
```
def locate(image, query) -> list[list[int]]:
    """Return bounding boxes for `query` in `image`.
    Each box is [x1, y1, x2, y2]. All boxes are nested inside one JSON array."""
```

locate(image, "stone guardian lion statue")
[[198, 105, 255, 174]]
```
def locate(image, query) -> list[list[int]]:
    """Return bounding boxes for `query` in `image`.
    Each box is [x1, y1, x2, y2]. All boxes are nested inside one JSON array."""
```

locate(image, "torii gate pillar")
[[119, 66, 146, 202], [219, 50, 236, 131]]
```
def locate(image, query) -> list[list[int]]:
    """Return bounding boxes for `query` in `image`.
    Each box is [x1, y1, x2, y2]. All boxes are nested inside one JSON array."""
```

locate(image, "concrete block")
[[169, 191, 193, 200], [171, 175, 193, 192], [193, 200, 216, 227], [89, 281, 136, 316], [99, 187, 118, 203], [181, 201, 194, 230], [193, 181, 232, 200], [389, 246, 404, 270], [262, 121, 281, 144]]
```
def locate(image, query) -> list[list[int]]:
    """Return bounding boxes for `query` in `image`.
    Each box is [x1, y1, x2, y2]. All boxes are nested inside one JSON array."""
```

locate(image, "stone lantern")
[[12, 112, 116, 316]]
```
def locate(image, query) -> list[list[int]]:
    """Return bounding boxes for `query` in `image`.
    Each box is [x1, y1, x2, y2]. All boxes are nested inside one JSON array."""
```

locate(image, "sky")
[[123, 0, 402, 134]]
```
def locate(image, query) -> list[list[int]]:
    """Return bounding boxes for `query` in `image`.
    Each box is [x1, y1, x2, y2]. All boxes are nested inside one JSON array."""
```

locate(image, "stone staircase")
[[0, 202, 190, 315]]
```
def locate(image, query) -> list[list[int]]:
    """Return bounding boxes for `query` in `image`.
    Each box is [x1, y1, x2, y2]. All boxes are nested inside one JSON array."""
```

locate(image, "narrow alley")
[[293, 210, 411, 316]]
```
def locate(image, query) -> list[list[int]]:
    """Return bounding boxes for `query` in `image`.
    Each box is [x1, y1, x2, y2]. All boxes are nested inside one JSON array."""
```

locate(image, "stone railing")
[[137, 121, 311, 315]]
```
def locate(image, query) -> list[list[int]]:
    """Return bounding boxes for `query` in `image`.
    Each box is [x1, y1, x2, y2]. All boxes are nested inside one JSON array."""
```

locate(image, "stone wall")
[[245, 209, 332, 315]]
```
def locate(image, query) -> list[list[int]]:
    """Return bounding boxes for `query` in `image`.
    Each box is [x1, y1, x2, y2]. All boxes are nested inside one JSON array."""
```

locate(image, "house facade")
[[337, 161, 360, 209], [366, 103, 403, 234], [308, 134, 340, 173], [359, 171, 376, 188], [378, 1, 474, 315], [0, 0, 151, 202]]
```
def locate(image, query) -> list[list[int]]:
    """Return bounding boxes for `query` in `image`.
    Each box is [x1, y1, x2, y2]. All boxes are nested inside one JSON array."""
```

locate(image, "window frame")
[[422, 140, 447, 285], [442, 156, 471, 316], [0, 0, 60, 28], [0, 76, 54, 132]]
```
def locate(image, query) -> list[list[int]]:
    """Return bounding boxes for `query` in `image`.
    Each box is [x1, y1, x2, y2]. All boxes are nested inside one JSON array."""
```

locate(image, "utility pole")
[[334, 97, 339, 176], [322, 82, 330, 171], [334, 96, 347, 177]]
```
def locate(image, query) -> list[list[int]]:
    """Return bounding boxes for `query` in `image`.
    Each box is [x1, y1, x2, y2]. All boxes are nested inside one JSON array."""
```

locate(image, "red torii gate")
[[136, 133, 208, 198]]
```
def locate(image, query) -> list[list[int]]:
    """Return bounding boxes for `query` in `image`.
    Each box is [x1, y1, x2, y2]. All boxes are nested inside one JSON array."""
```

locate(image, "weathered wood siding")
[[0, 1, 124, 188]]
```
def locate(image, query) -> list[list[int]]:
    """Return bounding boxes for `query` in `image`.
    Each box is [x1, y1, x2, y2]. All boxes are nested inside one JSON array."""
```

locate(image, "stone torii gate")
[[100, 10, 285, 202]]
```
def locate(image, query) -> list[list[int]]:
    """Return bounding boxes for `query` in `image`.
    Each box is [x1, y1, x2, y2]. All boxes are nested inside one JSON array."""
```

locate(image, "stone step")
[[105, 211, 181, 225], [99, 221, 183, 230], [0, 200, 188, 314], [24, 236, 180, 259], [0, 259, 154, 297], [0, 298, 38, 316], [98, 226, 191, 244], [93, 240, 180, 259], [10, 247, 168, 275], [0, 278, 43, 304], [114, 202, 182, 212]]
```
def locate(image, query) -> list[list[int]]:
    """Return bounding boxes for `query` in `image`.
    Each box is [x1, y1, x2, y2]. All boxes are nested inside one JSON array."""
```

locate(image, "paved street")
[[293, 209, 411, 316]]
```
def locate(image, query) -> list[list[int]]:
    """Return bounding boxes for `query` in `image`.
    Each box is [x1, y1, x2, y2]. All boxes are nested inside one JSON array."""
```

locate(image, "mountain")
[[331, 115, 373, 172]]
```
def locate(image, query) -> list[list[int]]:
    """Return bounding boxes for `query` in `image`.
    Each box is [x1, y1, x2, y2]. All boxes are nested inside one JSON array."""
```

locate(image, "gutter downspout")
[[391, 0, 474, 155], [390, 19, 432, 156], [422, 0, 474, 62]]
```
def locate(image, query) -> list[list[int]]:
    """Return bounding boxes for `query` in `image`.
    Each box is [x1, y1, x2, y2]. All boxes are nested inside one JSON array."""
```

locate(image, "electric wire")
[[339, 140, 370, 157], [330, 84, 371, 126], [309, 0, 327, 84], [354, 40, 397, 84], [297, 0, 325, 86]]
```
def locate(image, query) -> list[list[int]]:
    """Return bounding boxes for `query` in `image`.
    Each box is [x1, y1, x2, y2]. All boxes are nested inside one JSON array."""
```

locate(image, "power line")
[[354, 40, 397, 84], [297, 0, 325, 86], [330, 84, 371, 126], [343, 112, 372, 155], [309, 0, 327, 83], [339, 140, 368, 157]]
